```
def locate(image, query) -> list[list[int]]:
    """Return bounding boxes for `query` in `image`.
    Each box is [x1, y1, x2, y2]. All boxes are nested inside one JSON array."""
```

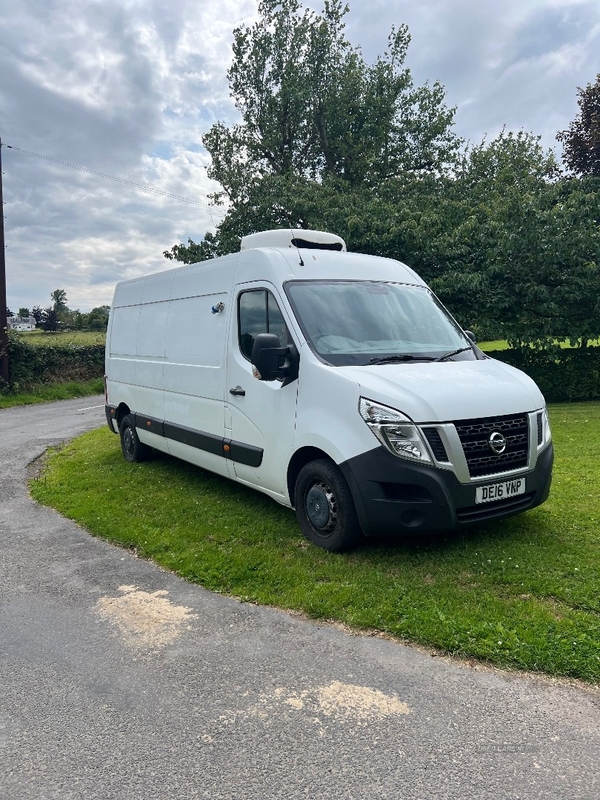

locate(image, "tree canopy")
[[166, 0, 460, 261], [557, 73, 600, 176], [203, 0, 460, 201], [51, 289, 68, 314], [25, 293, 110, 332]]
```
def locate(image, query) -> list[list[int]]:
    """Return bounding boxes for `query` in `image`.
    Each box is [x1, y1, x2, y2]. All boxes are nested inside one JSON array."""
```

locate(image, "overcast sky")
[[1, 0, 598, 313]]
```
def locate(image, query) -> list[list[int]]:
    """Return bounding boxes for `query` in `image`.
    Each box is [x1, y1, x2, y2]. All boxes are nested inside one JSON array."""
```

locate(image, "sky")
[[1, 0, 598, 313]]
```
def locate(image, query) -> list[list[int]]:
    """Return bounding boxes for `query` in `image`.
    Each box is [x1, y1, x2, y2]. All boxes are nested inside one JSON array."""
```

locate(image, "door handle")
[[229, 386, 246, 397]]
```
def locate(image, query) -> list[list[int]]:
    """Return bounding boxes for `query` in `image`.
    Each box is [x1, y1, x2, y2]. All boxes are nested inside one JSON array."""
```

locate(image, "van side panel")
[[135, 301, 168, 394], [108, 304, 141, 387], [107, 255, 240, 477], [164, 295, 227, 400], [163, 292, 231, 478], [159, 256, 238, 477], [107, 273, 174, 428], [112, 277, 147, 307]]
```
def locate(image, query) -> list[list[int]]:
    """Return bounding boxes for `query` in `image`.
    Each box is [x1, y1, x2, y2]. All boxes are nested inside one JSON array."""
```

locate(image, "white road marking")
[[77, 404, 104, 411]]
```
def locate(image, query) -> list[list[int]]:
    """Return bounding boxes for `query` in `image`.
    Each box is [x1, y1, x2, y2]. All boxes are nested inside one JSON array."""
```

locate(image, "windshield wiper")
[[368, 354, 437, 365], [435, 346, 473, 362]]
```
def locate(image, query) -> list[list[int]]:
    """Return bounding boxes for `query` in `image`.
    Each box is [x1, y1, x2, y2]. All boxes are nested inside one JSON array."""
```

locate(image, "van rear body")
[[105, 230, 553, 551]]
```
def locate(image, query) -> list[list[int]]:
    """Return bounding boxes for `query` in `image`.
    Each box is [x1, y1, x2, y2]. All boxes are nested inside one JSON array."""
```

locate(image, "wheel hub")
[[306, 482, 336, 532]]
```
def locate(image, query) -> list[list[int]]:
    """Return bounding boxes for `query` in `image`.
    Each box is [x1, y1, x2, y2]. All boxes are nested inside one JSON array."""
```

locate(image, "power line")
[[5, 143, 219, 210]]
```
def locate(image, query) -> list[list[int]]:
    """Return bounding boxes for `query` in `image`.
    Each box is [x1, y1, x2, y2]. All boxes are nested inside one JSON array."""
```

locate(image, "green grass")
[[0, 378, 104, 409], [29, 403, 600, 682], [480, 339, 600, 352], [479, 340, 509, 351], [14, 329, 106, 346]]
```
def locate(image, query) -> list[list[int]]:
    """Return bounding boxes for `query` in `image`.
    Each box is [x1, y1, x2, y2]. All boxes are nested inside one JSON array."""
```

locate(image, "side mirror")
[[251, 333, 292, 381], [464, 330, 477, 344]]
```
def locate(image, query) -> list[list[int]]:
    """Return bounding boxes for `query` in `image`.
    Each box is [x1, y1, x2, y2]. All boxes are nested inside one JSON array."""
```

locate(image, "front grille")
[[454, 413, 529, 478]]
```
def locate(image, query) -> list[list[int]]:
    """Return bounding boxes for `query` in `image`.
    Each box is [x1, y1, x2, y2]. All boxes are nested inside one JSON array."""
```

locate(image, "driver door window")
[[238, 290, 289, 360]]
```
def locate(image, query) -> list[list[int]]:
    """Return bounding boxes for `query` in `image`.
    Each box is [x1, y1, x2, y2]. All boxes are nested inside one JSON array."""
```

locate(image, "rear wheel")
[[294, 459, 361, 552], [120, 414, 152, 463]]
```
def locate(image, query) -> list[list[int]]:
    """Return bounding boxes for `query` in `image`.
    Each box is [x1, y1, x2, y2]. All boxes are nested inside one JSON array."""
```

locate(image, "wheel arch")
[[289, 446, 373, 539], [115, 403, 131, 429], [287, 446, 334, 509]]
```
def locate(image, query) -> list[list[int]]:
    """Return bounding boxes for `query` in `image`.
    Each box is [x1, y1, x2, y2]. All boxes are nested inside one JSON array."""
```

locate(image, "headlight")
[[542, 407, 552, 445], [359, 398, 432, 463]]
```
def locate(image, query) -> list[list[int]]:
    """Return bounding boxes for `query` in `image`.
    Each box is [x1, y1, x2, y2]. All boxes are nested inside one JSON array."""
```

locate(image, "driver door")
[[225, 286, 299, 500]]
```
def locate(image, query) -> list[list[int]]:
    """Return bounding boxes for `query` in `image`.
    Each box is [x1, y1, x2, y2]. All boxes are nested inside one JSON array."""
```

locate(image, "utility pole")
[[0, 137, 9, 384]]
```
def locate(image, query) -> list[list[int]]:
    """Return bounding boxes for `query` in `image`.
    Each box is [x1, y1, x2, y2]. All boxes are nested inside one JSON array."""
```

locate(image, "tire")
[[294, 459, 362, 552], [120, 414, 152, 463]]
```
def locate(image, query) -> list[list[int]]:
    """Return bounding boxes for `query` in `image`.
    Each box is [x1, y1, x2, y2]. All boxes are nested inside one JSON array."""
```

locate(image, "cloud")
[[344, 0, 600, 147], [0, 0, 247, 311]]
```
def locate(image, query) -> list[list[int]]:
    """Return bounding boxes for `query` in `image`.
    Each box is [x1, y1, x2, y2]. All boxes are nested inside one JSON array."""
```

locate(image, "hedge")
[[2, 335, 105, 394], [486, 346, 600, 403]]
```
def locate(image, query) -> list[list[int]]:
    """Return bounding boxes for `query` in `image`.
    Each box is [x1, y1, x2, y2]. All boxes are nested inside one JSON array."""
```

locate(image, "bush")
[[487, 346, 600, 402], [3, 334, 105, 394]]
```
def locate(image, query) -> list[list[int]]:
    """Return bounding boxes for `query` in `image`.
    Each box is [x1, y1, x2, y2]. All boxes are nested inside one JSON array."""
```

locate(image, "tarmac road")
[[1, 396, 599, 800]]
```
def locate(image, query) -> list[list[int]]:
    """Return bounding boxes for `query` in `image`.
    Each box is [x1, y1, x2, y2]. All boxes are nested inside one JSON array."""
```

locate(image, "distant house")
[[7, 316, 36, 332]]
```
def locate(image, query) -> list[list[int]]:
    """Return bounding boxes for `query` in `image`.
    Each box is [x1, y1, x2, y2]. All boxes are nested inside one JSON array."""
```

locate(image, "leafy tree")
[[164, 233, 219, 263], [484, 177, 600, 348], [31, 306, 43, 325], [51, 289, 67, 309], [68, 310, 85, 330], [61, 306, 110, 331], [203, 0, 459, 202], [40, 307, 60, 332], [557, 74, 600, 176], [86, 306, 110, 331], [424, 133, 599, 348], [170, 1, 460, 264], [51, 289, 68, 316], [18, 307, 30, 318]]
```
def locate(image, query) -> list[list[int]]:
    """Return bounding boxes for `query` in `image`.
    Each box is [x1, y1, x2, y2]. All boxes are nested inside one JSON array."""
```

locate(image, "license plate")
[[475, 477, 526, 504]]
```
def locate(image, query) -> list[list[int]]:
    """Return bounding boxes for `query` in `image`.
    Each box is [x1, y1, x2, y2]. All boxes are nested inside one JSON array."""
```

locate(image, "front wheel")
[[120, 414, 152, 463], [294, 459, 362, 552]]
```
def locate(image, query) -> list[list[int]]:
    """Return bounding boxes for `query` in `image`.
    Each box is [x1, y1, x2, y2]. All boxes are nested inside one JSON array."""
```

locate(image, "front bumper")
[[339, 443, 554, 537]]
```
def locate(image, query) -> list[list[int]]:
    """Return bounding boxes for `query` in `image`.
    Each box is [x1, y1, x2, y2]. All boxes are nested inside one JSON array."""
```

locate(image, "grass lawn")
[[30, 402, 600, 683], [479, 340, 509, 351], [14, 330, 106, 346], [480, 339, 600, 352]]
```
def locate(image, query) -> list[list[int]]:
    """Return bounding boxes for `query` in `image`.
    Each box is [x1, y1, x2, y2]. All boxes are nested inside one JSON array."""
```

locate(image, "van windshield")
[[286, 280, 477, 366]]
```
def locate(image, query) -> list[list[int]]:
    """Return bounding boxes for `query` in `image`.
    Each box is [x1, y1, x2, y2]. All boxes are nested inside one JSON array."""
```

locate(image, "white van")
[[105, 229, 553, 551]]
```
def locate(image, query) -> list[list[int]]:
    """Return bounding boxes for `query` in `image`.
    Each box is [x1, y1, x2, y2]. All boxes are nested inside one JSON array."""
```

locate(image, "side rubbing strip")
[[228, 439, 263, 468], [163, 422, 224, 457], [134, 415, 264, 467]]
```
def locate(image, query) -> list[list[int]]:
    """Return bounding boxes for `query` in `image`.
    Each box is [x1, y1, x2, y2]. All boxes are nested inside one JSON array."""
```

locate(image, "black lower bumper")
[[105, 404, 119, 433], [339, 444, 554, 537]]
